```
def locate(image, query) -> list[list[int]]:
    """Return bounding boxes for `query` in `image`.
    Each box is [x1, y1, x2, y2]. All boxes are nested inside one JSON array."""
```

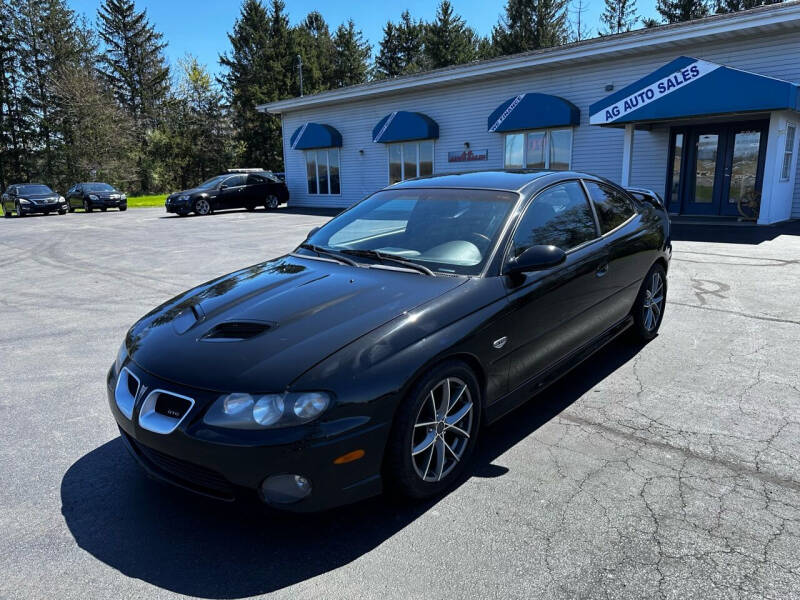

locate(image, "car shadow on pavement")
[[671, 219, 800, 244], [61, 336, 642, 598]]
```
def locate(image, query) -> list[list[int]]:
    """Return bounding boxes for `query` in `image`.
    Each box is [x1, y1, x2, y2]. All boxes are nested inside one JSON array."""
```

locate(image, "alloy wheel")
[[411, 377, 474, 483], [195, 198, 211, 215], [642, 271, 664, 331], [266, 195, 279, 209]]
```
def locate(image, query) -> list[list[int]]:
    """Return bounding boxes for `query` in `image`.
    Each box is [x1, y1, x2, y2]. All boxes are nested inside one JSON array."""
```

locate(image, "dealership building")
[[260, 2, 800, 224]]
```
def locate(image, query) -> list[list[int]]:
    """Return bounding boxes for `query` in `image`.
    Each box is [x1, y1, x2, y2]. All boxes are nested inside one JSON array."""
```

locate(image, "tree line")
[[0, 0, 784, 194]]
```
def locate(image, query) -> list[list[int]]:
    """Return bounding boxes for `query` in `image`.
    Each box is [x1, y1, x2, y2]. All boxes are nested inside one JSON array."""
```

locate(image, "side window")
[[246, 174, 266, 185], [583, 181, 636, 234], [224, 175, 246, 188], [511, 181, 598, 256]]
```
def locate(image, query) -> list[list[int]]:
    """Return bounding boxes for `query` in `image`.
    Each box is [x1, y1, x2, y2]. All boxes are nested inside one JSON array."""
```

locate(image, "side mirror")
[[220, 183, 228, 190], [306, 226, 320, 239], [505, 245, 566, 276]]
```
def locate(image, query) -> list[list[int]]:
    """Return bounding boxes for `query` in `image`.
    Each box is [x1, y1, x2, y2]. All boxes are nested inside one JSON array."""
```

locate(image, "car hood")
[[25, 192, 60, 201], [171, 187, 210, 197], [127, 254, 467, 393]]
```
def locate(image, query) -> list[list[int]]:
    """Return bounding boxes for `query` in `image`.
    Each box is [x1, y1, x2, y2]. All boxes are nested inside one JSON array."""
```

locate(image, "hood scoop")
[[201, 320, 273, 342]]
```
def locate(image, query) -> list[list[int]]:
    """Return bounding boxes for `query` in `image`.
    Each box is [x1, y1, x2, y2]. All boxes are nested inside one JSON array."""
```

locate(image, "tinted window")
[[583, 181, 636, 234], [18, 184, 53, 195], [84, 183, 115, 192], [511, 181, 597, 256], [224, 175, 246, 187], [247, 174, 266, 185]]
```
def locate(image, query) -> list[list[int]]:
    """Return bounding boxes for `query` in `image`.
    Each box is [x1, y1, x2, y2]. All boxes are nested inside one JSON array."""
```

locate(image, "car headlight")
[[178, 194, 189, 201], [19, 198, 30, 204], [121, 195, 127, 200], [89, 194, 99, 201], [59, 196, 65, 203], [203, 391, 331, 429], [115, 340, 127, 373]]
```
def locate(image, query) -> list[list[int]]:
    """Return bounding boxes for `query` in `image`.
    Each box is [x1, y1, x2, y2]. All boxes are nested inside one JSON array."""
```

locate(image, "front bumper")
[[107, 362, 389, 512], [89, 197, 126, 208], [19, 201, 67, 214], [165, 198, 191, 214]]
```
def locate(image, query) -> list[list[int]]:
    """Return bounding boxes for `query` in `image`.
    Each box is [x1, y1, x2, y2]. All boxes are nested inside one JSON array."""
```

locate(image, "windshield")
[[18, 184, 53, 195], [305, 188, 518, 275], [196, 175, 228, 190], [84, 183, 115, 192]]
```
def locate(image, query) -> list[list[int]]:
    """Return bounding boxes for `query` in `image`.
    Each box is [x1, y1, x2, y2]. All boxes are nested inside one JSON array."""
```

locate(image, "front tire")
[[16, 202, 24, 217], [631, 263, 667, 342], [194, 198, 211, 216], [83, 199, 92, 213], [119, 206, 127, 212], [58, 209, 66, 215], [384, 360, 480, 500]]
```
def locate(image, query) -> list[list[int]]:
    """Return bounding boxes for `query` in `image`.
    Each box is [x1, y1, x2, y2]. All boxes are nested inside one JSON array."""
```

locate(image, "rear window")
[[583, 181, 636, 234]]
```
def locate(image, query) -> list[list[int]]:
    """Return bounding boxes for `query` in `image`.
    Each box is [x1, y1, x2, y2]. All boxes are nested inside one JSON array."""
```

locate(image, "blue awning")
[[290, 122, 342, 150], [372, 111, 439, 143], [487, 93, 580, 133], [590, 56, 800, 127]]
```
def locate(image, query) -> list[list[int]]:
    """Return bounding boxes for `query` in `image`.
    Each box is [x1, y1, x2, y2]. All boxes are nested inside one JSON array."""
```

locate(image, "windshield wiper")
[[297, 243, 358, 267], [340, 249, 435, 276]]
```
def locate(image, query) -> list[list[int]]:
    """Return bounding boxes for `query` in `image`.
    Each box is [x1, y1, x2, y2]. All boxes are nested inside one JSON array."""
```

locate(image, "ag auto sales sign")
[[590, 59, 720, 125]]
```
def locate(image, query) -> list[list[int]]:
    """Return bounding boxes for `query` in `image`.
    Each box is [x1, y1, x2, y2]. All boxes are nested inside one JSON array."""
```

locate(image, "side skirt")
[[484, 316, 634, 425]]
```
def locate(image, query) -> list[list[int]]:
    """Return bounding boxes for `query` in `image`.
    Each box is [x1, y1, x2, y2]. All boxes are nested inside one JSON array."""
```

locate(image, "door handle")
[[596, 264, 609, 277]]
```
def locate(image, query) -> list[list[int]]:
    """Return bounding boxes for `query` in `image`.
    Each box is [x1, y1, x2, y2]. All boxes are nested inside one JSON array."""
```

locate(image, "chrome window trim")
[[114, 366, 140, 420], [138, 388, 196, 435]]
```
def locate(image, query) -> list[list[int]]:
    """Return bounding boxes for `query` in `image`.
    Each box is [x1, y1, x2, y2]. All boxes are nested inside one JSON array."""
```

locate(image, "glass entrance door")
[[666, 121, 768, 217]]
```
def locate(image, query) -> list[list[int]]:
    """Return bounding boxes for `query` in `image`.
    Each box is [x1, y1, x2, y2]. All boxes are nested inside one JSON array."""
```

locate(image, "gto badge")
[[493, 336, 508, 349]]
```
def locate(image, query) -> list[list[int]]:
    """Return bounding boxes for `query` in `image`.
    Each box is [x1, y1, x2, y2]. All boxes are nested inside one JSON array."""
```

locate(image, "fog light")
[[260, 474, 312, 504]]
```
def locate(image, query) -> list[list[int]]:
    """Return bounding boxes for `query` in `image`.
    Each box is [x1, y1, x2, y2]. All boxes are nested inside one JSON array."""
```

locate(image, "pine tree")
[[715, 0, 782, 12], [492, 0, 570, 56], [374, 11, 427, 78], [374, 22, 404, 78], [655, 0, 709, 23], [331, 20, 371, 88], [424, 1, 479, 69], [0, 0, 27, 188], [97, 0, 169, 124], [295, 11, 335, 94], [600, 0, 638, 34]]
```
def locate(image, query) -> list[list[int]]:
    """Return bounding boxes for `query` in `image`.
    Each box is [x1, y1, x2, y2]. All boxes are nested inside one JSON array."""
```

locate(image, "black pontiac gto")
[[108, 170, 670, 511]]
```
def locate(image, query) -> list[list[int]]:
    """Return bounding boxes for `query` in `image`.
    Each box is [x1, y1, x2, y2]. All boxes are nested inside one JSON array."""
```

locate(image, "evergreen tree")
[[97, 0, 169, 124], [331, 20, 371, 88], [219, 0, 293, 170], [0, 0, 27, 188], [599, 0, 638, 34], [492, 0, 570, 56], [295, 11, 335, 94], [655, 0, 709, 23], [374, 11, 426, 78], [715, 0, 781, 12], [424, 1, 479, 69], [374, 22, 403, 78]]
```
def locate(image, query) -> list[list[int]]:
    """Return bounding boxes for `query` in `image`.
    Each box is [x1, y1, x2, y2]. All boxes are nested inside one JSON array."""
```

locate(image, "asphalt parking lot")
[[1, 207, 799, 599]]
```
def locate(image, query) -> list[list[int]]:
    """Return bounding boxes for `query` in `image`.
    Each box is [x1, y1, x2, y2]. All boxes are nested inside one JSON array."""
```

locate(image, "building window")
[[389, 140, 434, 184], [305, 148, 340, 195], [781, 123, 796, 181], [503, 129, 573, 170]]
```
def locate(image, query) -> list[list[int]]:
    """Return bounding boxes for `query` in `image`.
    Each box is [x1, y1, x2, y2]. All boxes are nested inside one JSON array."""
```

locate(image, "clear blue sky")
[[67, 0, 659, 76]]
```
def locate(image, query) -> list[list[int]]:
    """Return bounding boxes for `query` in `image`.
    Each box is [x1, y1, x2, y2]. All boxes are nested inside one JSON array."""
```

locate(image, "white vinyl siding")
[[280, 27, 800, 212]]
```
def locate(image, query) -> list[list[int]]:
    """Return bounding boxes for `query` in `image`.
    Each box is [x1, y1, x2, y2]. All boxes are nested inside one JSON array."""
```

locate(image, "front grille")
[[124, 431, 235, 498]]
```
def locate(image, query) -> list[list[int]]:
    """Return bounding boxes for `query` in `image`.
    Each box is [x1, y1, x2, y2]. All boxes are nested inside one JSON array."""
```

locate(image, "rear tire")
[[384, 360, 480, 500], [631, 263, 667, 342], [265, 195, 279, 210], [68, 204, 75, 213], [83, 199, 92, 213], [3, 206, 10, 218]]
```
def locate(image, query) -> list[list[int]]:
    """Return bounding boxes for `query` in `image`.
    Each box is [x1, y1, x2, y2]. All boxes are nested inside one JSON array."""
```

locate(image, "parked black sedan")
[[66, 182, 127, 212], [2, 183, 67, 217], [165, 170, 288, 216], [108, 170, 670, 511]]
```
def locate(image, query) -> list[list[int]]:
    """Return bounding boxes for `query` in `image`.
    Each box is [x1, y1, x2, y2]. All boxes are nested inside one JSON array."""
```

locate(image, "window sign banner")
[[448, 149, 488, 163], [590, 59, 721, 125]]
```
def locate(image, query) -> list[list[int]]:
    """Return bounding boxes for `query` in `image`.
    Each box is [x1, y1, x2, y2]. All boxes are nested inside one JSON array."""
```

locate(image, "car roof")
[[388, 170, 608, 193]]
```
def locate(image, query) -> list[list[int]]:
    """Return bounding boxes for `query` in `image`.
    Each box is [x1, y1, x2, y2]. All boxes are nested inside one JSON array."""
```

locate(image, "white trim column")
[[621, 124, 635, 187], [759, 110, 799, 224]]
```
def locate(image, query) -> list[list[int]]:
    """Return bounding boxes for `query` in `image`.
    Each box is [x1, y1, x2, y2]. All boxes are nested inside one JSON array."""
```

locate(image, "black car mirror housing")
[[505, 245, 566, 277], [306, 226, 320, 239]]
